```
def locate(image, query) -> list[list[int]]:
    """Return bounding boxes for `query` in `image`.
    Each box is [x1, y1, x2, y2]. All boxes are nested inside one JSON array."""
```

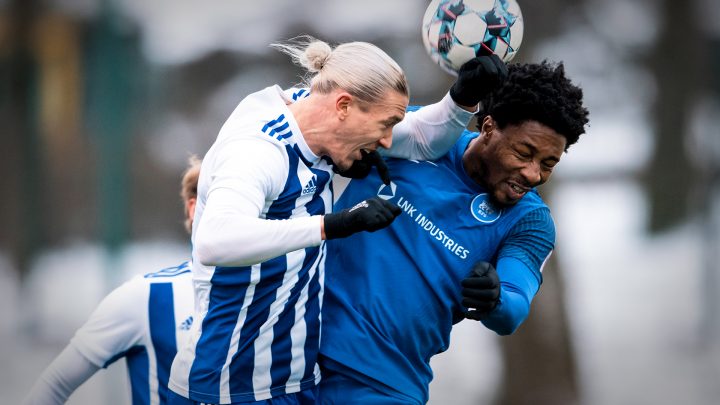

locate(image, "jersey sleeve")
[[69, 277, 147, 368], [383, 92, 475, 160], [497, 207, 555, 284], [22, 345, 100, 405], [194, 138, 322, 267], [479, 208, 555, 335]]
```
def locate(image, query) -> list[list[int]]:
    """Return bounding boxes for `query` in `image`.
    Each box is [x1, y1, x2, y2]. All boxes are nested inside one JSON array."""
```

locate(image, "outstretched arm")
[[385, 55, 508, 161], [23, 277, 147, 404], [23, 346, 100, 405]]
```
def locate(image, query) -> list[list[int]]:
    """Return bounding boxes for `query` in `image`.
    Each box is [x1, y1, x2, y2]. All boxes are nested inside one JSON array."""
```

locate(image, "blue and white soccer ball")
[[422, 0, 524, 75]]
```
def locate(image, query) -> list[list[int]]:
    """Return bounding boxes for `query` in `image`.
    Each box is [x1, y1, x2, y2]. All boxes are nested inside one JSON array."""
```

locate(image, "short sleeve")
[[497, 207, 556, 284]]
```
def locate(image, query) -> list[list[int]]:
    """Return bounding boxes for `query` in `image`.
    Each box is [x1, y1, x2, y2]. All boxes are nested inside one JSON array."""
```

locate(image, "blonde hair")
[[180, 154, 201, 233], [271, 35, 408, 106]]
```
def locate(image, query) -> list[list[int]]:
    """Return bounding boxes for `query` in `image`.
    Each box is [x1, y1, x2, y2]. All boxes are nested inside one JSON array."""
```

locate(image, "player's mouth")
[[353, 148, 366, 161], [357, 147, 376, 159], [506, 181, 529, 200]]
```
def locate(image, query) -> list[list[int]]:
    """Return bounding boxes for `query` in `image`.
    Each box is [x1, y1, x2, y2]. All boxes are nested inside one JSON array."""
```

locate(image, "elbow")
[[492, 319, 522, 336], [194, 237, 220, 266], [483, 304, 528, 336], [193, 223, 228, 266]]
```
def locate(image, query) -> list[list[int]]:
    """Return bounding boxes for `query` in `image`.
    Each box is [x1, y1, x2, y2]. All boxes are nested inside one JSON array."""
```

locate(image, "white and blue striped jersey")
[[168, 85, 475, 404], [70, 262, 194, 405]]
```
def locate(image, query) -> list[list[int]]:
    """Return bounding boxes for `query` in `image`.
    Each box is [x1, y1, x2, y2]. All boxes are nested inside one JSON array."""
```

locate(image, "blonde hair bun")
[[304, 40, 332, 72]]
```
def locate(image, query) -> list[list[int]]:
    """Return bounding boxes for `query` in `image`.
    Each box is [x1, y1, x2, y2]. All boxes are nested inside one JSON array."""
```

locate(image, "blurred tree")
[[497, 254, 579, 405], [697, 31, 720, 347], [645, 0, 705, 232], [84, 4, 142, 253], [0, 0, 45, 280], [33, 13, 99, 245]]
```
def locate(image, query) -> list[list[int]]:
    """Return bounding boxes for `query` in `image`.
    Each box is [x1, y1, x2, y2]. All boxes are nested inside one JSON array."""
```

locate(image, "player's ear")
[[480, 115, 496, 141], [335, 92, 352, 120]]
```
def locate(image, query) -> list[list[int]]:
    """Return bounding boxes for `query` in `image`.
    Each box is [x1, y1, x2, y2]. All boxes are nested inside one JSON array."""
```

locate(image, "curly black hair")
[[477, 61, 589, 149]]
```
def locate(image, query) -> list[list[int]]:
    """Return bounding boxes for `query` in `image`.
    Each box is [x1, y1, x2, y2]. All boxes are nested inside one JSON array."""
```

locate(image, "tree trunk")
[[645, 0, 705, 233], [495, 254, 579, 405], [1, 0, 44, 280]]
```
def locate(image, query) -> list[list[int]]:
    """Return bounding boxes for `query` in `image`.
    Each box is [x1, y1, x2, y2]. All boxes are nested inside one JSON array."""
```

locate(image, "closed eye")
[[382, 115, 403, 128]]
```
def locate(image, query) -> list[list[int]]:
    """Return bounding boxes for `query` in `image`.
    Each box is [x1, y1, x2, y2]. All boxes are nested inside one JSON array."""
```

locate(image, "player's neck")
[[288, 95, 335, 157]]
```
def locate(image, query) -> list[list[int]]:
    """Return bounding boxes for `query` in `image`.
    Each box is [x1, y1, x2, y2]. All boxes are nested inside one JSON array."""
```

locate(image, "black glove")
[[461, 261, 500, 320], [449, 54, 508, 107], [333, 150, 391, 185], [324, 197, 401, 240]]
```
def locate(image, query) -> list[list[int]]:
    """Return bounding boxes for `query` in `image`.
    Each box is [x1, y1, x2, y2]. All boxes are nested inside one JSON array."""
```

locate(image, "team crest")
[[470, 193, 502, 223]]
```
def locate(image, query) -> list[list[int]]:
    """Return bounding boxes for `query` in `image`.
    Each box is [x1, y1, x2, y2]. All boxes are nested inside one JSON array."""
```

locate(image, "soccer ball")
[[422, 0, 524, 75]]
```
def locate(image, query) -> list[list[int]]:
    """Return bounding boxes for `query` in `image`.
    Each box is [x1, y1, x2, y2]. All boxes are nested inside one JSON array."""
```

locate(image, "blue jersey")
[[320, 131, 554, 403], [70, 262, 194, 405]]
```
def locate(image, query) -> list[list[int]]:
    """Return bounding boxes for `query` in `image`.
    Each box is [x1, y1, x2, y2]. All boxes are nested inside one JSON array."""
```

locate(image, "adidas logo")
[[301, 175, 318, 196], [179, 316, 193, 331]]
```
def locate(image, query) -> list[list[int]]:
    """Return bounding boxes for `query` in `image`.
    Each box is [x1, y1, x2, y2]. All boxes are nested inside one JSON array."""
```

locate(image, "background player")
[[167, 35, 502, 405], [319, 60, 590, 404], [23, 156, 201, 405]]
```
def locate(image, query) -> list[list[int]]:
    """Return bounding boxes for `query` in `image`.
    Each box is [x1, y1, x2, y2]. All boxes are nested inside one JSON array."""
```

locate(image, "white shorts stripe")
[[220, 263, 262, 403]]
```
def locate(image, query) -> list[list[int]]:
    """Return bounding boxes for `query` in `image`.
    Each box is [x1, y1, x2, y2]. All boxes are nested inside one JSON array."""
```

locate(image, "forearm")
[[23, 345, 100, 405], [194, 210, 322, 267], [385, 93, 475, 160], [480, 286, 531, 336], [480, 256, 540, 335]]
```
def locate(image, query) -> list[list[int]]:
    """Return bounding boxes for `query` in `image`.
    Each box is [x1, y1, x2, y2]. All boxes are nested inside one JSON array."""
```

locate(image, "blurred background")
[[1, 0, 719, 404]]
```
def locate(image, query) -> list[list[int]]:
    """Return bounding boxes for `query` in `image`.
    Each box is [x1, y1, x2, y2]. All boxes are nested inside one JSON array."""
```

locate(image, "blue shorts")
[[167, 387, 319, 405], [318, 366, 418, 405]]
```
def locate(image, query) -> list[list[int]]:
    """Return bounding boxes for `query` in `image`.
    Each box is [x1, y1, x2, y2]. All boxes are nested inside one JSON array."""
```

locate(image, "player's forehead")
[[503, 121, 566, 155], [372, 90, 408, 121]]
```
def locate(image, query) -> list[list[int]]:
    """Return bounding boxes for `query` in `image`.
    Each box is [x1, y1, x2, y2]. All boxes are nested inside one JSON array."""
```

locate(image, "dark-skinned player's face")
[[463, 116, 566, 206]]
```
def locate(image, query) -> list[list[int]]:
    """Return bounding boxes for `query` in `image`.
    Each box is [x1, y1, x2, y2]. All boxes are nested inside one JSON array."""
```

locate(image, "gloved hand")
[[324, 197, 401, 240], [333, 150, 391, 185], [461, 261, 500, 320], [449, 54, 508, 107]]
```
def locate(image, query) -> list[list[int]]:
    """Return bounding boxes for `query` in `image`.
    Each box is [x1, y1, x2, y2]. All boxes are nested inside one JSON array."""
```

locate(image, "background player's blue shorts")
[[319, 366, 420, 405], [167, 387, 318, 405]]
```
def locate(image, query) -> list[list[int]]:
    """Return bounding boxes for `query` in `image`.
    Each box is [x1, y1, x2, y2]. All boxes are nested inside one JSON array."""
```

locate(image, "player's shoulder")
[[510, 192, 555, 233], [518, 189, 549, 209], [283, 86, 311, 102], [220, 85, 290, 138], [105, 264, 189, 299], [503, 190, 553, 227], [142, 261, 192, 280]]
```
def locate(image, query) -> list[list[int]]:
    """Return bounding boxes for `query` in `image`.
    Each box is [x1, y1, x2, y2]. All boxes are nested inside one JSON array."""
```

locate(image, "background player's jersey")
[[321, 131, 554, 403], [70, 261, 194, 405]]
